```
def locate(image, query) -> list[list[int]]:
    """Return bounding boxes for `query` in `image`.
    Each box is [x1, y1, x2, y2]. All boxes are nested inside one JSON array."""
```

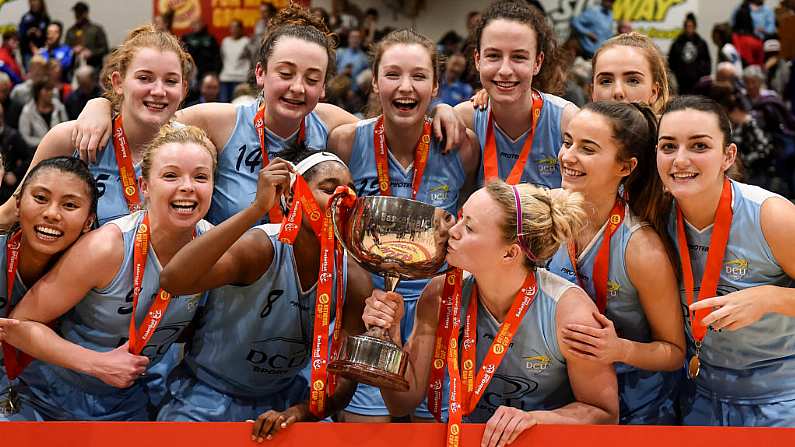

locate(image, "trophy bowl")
[[329, 195, 455, 391]]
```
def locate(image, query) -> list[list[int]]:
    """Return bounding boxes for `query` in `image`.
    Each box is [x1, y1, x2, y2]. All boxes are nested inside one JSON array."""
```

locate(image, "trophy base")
[[328, 359, 409, 391]]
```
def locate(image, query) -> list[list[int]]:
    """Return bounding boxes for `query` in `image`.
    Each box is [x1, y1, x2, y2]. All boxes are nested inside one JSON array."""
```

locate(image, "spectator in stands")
[[437, 30, 464, 57], [9, 55, 50, 108], [186, 73, 221, 107], [336, 29, 369, 81], [732, 4, 765, 67], [436, 53, 472, 107], [65, 2, 109, 71], [733, 0, 776, 40], [64, 65, 100, 120], [361, 7, 380, 46], [712, 23, 743, 75], [669, 13, 711, 95], [570, 0, 615, 59], [182, 17, 222, 84], [219, 19, 250, 103], [0, 31, 23, 85], [17, 0, 49, 68], [744, 65, 778, 103], [18, 79, 67, 149], [0, 73, 12, 126], [48, 59, 71, 101], [254, 2, 276, 37], [763, 39, 791, 99], [38, 21, 74, 82], [0, 102, 31, 191]]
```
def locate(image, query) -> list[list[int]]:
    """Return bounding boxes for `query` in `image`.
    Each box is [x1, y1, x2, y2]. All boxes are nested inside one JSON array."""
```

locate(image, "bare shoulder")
[[556, 286, 598, 327], [327, 122, 358, 164]]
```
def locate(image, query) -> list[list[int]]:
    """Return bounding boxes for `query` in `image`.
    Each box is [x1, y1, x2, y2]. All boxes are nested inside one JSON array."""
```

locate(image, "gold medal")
[[687, 354, 700, 379], [0, 386, 20, 416]]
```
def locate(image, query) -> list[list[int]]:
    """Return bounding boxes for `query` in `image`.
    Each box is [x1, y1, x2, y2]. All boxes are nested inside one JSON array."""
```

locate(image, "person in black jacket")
[[668, 13, 711, 94]]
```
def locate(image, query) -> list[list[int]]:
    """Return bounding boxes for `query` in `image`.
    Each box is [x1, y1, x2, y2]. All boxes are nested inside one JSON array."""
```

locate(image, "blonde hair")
[[101, 24, 194, 113], [141, 124, 217, 179], [592, 32, 670, 114], [485, 181, 585, 264]]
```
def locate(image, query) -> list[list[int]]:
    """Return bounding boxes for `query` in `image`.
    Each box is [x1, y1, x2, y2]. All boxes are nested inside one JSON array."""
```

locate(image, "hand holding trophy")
[[329, 195, 455, 391]]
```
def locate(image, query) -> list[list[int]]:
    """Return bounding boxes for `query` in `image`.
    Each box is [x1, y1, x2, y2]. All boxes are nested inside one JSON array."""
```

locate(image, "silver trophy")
[[329, 196, 455, 391]]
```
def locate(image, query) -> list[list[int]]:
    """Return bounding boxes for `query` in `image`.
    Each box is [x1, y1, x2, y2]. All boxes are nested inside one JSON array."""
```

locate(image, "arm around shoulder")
[[326, 122, 357, 165]]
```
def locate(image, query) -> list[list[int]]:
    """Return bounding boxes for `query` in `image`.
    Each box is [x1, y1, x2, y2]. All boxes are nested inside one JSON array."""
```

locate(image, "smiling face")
[[657, 109, 736, 201], [373, 43, 437, 127], [17, 169, 94, 257], [140, 142, 214, 229], [256, 36, 328, 129], [592, 45, 659, 105], [559, 110, 634, 196], [113, 47, 186, 130], [446, 188, 513, 273], [475, 19, 543, 106]]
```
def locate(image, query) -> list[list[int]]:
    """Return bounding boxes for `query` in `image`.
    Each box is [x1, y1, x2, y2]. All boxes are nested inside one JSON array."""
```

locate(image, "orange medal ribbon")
[[373, 115, 432, 199], [677, 177, 733, 379], [112, 115, 143, 213], [482, 90, 544, 185], [2, 230, 33, 380], [254, 103, 306, 223], [566, 198, 625, 313], [280, 184, 357, 418], [127, 213, 193, 355], [428, 268, 462, 422]]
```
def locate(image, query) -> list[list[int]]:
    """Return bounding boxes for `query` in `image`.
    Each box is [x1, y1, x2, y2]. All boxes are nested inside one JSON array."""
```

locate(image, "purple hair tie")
[[512, 185, 537, 262]]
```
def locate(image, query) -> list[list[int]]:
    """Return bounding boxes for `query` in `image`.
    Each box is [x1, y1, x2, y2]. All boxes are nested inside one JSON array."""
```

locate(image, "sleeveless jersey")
[[80, 140, 143, 226], [206, 101, 329, 225], [461, 269, 577, 423], [669, 180, 795, 403], [186, 224, 344, 398], [347, 116, 466, 302], [473, 93, 571, 188], [0, 232, 30, 388], [548, 205, 678, 422]]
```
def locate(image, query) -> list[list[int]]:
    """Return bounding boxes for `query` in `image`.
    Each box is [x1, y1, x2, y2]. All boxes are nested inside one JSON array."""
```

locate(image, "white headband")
[[294, 151, 346, 175]]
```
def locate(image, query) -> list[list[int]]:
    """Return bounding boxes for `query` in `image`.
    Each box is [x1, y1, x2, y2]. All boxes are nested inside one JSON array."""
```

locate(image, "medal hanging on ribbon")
[[279, 182, 357, 418], [112, 115, 143, 213], [677, 177, 733, 380], [434, 272, 539, 447], [482, 90, 544, 185], [127, 213, 193, 356], [1, 230, 29, 415], [566, 198, 625, 313], [254, 103, 306, 224], [373, 115, 432, 199]]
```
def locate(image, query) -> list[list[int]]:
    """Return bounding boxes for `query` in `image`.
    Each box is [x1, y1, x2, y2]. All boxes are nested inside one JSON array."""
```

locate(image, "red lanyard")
[[2, 230, 33, 380], [566, 198, 625, 313], [128, 213, 193, 355], [373, 115, 432, 199], [432, 270, 539, 446], [254, 103, 306, 223], [112, 115, 143, 213], [677, 177, 733, 348], [428, 268, 463, 422], [483, 91, 544, 185], [280, 183, 357, 418]]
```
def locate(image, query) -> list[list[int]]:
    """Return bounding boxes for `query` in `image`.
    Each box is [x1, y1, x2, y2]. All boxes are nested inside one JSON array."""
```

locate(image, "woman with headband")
[[363, 180, 618, 446], [156, 146, 371, 439]]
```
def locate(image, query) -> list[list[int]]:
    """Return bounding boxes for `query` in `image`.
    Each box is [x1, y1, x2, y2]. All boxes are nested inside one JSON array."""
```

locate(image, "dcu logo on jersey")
[[537, 157, 558, 176], [524, 355, 550, 374], [725, 259, 748, 280]]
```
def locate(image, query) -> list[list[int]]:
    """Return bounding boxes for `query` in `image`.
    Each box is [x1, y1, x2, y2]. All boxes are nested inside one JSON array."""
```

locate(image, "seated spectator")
[[436, 53, 472, 107], [712, 22, 743, 75], [0, 73, 13, 126], [64, 64, 100, 120], [763, 39, 791, 99], [230, 82, 257, 106], [219, 19, 250, 103], [186, 72, 220, 107], [733, 0, 776, 40], [48, 59, 71, 101], [17, 79, 67, 149], [182, 17, 221, 83], [38, 21, 74, 82], [743, 65, 778, 103], [336, 29, 369, 81], [0, 30, 23, 84], [570, 0, 615, 59], [9, 55, 49, 107], [437, 30, 464, 57], [733, 4, 765, 67]]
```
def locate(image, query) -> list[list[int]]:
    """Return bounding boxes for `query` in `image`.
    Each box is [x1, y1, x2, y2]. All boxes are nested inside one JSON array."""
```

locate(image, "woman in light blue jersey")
[[547, 101, 685, 424], [657, 96, 795, 426], [365, 181, 618, 445], [0, 156, 97, 420], [1, 125, 217, 420], [328, 28, 479, 423], [73, 5, 464, 226], [156, 147, 370, 439], [456, 0, 578, 188], [0, 25, 193, 228]]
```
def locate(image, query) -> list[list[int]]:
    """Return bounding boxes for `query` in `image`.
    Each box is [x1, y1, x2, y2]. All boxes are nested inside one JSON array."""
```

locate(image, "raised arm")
[[174, 102, 238, 151], [4, 225, 149, 388], [160, 159, 291, 295]]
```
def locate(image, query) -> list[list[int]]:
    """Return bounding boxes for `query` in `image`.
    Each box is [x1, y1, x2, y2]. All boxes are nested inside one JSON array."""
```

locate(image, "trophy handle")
[[383, 273, 400, 293]]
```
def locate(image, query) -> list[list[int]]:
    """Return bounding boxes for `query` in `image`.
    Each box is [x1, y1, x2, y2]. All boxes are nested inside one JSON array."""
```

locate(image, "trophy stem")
[[383, 273, 400, 293]]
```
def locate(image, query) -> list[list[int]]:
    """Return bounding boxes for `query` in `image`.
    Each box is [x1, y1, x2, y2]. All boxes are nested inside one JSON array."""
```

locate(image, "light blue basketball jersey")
[[548, 205, 678, 424], [18, 211, 211, 420], [79, 139, 143, 226], [206, 101, 329, 225], [184, 224, 344, 399], [462, 269, 576, 423], [473, 93, 570, 188], [670, 180, 795, 404]]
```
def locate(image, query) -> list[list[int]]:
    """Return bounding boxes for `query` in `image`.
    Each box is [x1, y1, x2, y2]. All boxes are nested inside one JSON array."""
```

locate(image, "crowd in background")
[[1, 0, 795, 200]]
